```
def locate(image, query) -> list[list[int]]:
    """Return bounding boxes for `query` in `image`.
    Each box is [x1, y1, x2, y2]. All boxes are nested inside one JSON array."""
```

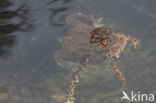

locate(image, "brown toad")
[[54, 13, 141, 87], [90, 27, 141, 86]]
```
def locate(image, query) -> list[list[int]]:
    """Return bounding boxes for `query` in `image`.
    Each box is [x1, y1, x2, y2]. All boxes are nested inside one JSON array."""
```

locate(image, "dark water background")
[[0, 0, 156, 103]]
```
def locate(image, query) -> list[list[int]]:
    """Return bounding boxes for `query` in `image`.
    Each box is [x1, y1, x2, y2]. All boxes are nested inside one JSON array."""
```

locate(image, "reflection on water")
[[48, 0, 72, 26], [49, 7, 68, 26], [0, 0, 32, 58], [0, 0, 12, 8]]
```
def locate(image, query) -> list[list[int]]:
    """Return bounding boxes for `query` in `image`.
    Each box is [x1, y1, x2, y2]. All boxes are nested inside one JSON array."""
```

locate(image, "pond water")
[[0, 0, 156, 103]]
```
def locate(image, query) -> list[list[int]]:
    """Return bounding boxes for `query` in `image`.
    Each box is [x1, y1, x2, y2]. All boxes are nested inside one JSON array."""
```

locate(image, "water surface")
[[0, 0, 156, 103]]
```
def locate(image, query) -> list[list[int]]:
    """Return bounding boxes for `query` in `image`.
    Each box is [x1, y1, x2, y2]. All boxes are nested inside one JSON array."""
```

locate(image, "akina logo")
[[121, 91, 155, 102]]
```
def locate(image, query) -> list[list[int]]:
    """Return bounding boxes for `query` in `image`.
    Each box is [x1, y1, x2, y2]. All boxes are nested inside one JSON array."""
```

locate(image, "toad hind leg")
[[109, 56, 126, 87]]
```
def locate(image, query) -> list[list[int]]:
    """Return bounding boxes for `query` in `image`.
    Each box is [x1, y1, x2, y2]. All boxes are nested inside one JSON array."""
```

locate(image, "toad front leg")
[[109, 56, 126, 87], [54, 50, 79, 69]]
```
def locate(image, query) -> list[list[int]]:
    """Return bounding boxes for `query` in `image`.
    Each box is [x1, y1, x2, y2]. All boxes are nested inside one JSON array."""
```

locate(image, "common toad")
[[54, 13, 141, 86]]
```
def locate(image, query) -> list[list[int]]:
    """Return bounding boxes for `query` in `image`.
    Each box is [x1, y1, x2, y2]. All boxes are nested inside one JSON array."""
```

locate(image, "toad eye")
[[102, 41, 108, 47]]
